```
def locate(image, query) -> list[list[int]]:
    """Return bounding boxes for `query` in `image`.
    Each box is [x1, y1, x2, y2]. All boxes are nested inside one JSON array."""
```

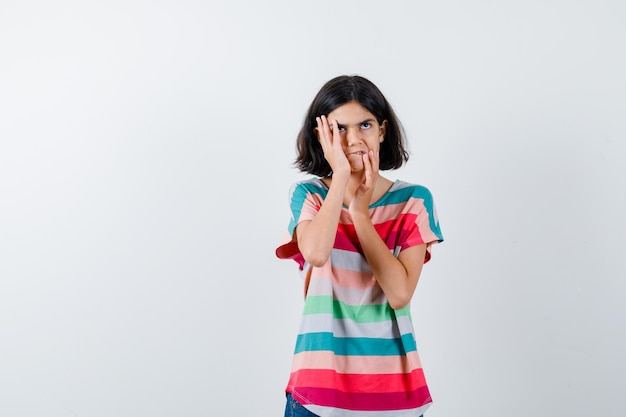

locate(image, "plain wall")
[[1, 1, 625, 416]]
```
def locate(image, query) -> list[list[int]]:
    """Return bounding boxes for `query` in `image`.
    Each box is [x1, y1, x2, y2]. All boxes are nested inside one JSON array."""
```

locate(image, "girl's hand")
[[316, 115, 350, 179], [350, 150, 379, 215]]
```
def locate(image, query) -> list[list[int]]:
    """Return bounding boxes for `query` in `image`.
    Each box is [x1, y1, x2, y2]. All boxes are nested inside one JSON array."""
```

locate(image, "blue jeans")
[[284, 393, 318, 417], [284, 393, 423, 416]]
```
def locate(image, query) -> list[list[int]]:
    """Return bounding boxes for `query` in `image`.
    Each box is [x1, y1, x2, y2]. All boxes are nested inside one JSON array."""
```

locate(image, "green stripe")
[[303, 296, 410, 323]]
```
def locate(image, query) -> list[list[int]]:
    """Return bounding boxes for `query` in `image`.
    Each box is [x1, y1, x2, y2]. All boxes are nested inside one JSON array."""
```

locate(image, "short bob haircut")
[[295, 75, 409, 177]]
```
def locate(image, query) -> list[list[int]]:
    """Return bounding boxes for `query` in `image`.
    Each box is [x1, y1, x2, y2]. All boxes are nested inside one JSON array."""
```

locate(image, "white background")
[[1, 1, 625, 416]]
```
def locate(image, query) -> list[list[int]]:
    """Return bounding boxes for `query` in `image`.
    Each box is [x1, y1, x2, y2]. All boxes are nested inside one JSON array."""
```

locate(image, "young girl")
[[276, 75, 444, 417]]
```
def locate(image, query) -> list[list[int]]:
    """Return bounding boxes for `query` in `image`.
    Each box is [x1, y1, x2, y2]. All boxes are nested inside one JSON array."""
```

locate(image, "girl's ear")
[[379, 120, 388, 142]]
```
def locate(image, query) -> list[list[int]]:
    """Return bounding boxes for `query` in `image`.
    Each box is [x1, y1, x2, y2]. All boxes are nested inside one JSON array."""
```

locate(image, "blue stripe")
[[374, 183, 432, 208], [294, 332, 417, 356], [287, 180, 327, 234], [372, 182, 443, 240]]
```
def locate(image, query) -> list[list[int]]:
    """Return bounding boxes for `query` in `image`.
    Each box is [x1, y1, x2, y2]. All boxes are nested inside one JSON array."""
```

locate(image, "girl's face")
[[325, 101, 387, 171]]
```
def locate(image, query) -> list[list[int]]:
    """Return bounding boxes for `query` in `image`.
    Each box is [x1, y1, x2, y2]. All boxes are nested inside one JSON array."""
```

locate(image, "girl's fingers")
[[316, 115, 333, 141], [370, 150, 379, 176], [362, 152, 373, 188], [317, 116, 342, 154], [316, 116, 329, 149], [325, 116, 337, 143], [317, 115, 350, 175], [322, 115, 330, 132], [329, 118, 337, 138]]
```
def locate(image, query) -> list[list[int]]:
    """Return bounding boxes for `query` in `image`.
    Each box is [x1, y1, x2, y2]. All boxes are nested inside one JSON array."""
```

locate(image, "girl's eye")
[[337, 126, 346, 132], [361, 122, 371, 129]]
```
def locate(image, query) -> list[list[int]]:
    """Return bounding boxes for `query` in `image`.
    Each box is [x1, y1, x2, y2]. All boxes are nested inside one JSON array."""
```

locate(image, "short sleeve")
[[399, 185, 444, 263], [275, 180, 326, 270]]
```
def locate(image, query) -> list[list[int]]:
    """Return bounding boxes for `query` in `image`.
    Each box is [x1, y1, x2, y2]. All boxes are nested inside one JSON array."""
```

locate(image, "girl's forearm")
[[351, 212, 414, 309], [298, 179, 347, 266]]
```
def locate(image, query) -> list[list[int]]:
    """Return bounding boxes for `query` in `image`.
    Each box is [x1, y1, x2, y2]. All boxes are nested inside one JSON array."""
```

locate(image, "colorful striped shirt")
[[276, 178, 444, 417]]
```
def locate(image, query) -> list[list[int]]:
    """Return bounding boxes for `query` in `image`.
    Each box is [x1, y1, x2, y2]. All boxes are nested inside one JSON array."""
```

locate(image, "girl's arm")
[[352, 210, 427, 309], [296, 116, 350, 267], [296, 175, 347, 267], [350, 151, 427, 310]]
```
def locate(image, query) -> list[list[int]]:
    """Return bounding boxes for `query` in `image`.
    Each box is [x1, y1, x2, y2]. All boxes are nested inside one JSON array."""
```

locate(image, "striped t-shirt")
[[276, 178, 444, 417]]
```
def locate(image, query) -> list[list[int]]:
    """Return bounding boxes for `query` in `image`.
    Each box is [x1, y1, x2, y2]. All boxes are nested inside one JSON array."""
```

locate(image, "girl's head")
[[295, 75, 409, 177]]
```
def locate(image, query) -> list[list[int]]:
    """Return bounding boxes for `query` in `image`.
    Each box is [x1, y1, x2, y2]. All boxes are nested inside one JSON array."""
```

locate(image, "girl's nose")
[[345, 127, 363, 145]]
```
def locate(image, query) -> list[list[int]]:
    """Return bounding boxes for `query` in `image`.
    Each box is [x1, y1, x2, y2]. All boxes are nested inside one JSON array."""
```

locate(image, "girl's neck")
[[322, 175, 394, 206]]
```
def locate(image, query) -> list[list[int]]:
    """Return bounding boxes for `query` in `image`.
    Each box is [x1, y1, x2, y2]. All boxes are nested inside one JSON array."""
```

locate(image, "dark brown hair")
[[294, 75, 409, 176]]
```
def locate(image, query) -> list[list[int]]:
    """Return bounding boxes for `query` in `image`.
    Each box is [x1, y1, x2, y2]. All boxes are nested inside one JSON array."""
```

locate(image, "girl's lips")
[[346, 151, 366, 157]]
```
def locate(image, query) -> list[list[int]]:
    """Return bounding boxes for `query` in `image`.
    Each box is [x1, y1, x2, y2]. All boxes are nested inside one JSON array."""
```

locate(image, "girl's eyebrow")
[[336, 118, 376, 128]]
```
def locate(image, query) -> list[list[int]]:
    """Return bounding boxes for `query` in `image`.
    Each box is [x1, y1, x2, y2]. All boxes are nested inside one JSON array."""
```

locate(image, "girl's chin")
[[349, 162, 365, 172]]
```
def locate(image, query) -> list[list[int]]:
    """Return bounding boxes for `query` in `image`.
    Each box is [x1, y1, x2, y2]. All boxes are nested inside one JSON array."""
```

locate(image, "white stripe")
[[330, 249, 371, 273], [307, 277, 386, 305], [305, 402, 430, 417], [298, 314, 413, 339], [306, 276, 334, 296]]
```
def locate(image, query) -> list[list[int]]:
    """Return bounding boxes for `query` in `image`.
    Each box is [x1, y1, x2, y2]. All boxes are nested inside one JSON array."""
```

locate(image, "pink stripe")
[[335, 224, 360, 251], [369, 198, 426, 223], [306, 277, 386, 303], [292, 386, 432, 411], [335, 211, 428, 251], [289, 368, 427, 393], [310, 266, 377, 290], [291, 351, 423, 374]]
